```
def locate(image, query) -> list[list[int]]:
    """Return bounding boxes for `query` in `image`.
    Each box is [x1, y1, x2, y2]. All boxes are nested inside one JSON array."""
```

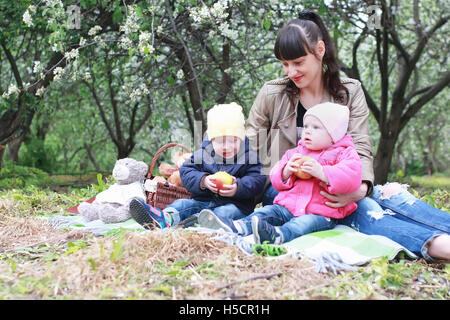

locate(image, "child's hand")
[[218, 177, 238, 197], [299, 158, 328, 184], [282, 153, 304, 181], [203, 175, 219, 193]]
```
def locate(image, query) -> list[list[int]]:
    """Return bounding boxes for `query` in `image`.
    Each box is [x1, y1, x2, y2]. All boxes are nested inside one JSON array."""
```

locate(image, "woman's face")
[[280, 41, 325, 90]]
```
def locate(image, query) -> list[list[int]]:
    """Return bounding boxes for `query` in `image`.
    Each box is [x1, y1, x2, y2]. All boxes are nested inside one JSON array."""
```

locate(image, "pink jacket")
[[270, 134, 362, 219]]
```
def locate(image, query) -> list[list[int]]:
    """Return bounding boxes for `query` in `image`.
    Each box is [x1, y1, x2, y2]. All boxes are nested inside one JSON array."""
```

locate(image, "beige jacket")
[[246, 76, 374, 188]]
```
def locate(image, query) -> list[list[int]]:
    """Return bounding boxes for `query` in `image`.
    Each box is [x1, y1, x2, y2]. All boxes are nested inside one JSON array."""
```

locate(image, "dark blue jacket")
[[179, 137, 266, 215]]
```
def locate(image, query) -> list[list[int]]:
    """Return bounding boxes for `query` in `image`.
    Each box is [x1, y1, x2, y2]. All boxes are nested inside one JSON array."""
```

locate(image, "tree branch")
[[0, 40, 23, 88], [164, 0, 205, 121], [340, 62, 380, 122], [400, 71, 450, 131]]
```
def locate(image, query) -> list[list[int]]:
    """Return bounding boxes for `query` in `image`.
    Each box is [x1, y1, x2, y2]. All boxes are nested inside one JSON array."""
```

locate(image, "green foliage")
[[64, 240, 88, 256], [0, 163, 53, 189], [18, 136, 58, 172], [317, 257, 449, 299], [109, 232, 125, 263]]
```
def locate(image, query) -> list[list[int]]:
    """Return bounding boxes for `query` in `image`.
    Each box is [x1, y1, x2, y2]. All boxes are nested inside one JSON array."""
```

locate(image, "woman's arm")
[[346, 80, 375, 195]]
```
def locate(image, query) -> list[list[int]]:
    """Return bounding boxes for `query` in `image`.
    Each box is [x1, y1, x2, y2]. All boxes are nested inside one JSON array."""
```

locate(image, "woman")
[[245, 10, 450, 260]]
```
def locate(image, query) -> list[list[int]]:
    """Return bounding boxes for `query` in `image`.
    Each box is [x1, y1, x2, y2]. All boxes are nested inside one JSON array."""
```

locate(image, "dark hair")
[[274, 9, 348, 105]]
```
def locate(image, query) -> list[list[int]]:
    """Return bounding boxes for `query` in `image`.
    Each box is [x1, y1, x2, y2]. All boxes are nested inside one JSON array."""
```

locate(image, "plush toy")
[[78, 158, 149, 224]]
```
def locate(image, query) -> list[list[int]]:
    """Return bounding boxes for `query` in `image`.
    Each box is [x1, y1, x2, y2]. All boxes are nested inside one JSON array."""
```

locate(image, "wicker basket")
[[146, 143, 191, 209]]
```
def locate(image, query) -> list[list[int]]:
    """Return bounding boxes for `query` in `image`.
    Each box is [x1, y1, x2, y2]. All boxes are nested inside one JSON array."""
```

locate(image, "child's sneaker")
[[129, 198, 167, 229], [198, 209, 237, 233], [251, 215, 281, 244]]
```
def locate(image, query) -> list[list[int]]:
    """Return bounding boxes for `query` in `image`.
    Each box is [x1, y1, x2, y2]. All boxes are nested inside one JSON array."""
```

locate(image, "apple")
[[294, 156, 313, 179], [212, 171, 233, 191]]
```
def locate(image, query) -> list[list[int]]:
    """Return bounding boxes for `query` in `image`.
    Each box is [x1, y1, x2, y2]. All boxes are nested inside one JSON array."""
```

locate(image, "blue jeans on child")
[[165, 198, 246, 226], [235, 204, 338, 243], [262, 182, 450, 260]]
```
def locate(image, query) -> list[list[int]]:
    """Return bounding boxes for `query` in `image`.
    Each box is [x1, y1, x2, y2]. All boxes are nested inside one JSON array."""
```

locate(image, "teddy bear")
[[78, 158, 149, 224]]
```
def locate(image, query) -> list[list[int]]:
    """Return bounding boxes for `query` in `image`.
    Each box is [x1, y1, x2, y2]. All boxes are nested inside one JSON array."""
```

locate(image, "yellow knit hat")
[[206, 102, 245, 141]]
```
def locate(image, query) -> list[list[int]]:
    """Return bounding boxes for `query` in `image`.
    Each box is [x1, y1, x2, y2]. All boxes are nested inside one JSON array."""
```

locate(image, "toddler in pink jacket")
[[198, 102, 362, 245]]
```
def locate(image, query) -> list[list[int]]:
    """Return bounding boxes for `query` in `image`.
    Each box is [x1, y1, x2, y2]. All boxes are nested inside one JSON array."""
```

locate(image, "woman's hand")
[[320, 182, 368, 208]]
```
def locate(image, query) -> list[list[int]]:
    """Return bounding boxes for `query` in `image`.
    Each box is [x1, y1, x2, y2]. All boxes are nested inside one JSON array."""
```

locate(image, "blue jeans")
[[340, 184, 450, 260], [165, 198, 246, 226], [235, 204, 338, 243], [262, 184, 279, 206]]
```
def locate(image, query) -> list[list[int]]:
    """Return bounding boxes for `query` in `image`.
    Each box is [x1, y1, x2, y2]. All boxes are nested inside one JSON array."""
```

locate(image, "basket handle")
[[147, 143, 191, 179]]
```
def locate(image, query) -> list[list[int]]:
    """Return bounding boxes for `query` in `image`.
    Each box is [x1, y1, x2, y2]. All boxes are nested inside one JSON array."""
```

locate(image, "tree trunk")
[[117, 144, 134, 160], [84, 143, 101, 172], [7, 134, 26, 163], [0, 145, 5, 171], [374, 133, 398, 185]]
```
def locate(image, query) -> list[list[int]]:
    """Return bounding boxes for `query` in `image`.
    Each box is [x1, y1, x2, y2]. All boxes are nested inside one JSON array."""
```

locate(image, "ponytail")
[[275, 10, 349, 105]]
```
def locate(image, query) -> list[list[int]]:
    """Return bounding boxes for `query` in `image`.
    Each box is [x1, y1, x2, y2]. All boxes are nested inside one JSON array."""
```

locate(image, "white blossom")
[[33, 61, 43, 74], [43, 0, 63, 8], [88, 25, 102, 36], [119, 36, 133, 50], [52, 42, 59, 52], [64, 48, 79, 60], [139, 44, 155, 55], [140, 83, 149, 95], [219, 22, 238, 40], [79, 37, 87, 46], [53, 67, 65, 81], [23, 10, 33, 27], [2, 84, 21, 98], [138, 31, 154, 55], [139, 31, 151, 43], [176, 69, 184, 80], [120, 7, 139, 35], [36, 87, 45, 97]]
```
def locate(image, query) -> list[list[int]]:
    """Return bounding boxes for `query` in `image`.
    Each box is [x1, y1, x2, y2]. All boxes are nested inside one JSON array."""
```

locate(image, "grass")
[[0, 177, 449, 300]]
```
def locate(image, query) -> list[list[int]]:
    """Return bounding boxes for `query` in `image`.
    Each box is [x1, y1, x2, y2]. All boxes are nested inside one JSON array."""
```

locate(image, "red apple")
[[212, 171, 233, 191], [294, 156, 313, 179]]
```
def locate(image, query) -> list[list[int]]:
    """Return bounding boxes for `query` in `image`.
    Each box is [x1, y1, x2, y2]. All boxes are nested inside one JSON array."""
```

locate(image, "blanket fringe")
[[309, 251, 357, 275]]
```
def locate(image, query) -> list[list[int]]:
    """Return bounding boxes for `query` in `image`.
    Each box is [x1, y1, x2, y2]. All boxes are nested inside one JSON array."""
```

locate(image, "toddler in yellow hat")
[[130, 102, 266, 230]]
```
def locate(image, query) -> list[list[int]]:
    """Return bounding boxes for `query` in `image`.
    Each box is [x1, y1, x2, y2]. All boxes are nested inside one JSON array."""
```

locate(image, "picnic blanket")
[[49, 214, 146, 236], [283, 225, 417, 273], [48, 215, 417, 274]]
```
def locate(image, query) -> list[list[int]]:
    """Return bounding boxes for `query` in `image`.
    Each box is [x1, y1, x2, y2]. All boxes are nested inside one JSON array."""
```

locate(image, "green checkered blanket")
[[283, 225, 417, 266]]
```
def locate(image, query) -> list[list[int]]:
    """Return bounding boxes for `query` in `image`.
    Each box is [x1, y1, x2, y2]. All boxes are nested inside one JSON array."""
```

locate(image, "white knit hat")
[[304, 102, 350, 143], [206, 102, 245, 141]]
